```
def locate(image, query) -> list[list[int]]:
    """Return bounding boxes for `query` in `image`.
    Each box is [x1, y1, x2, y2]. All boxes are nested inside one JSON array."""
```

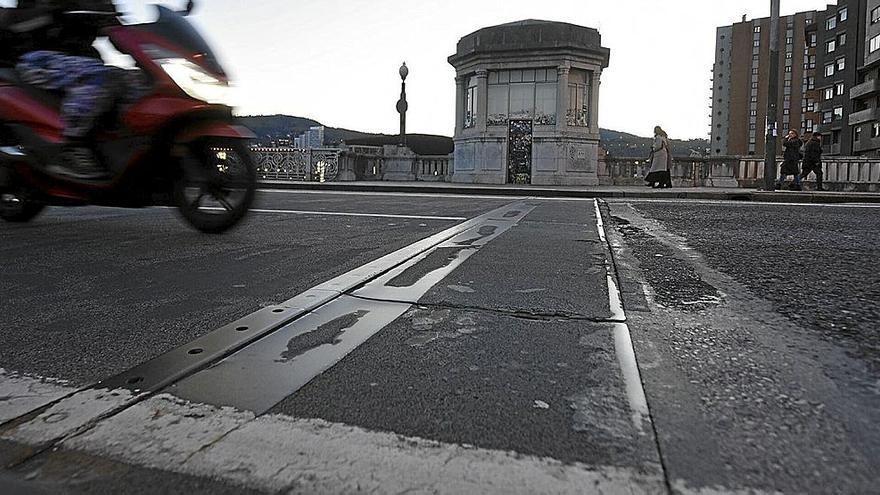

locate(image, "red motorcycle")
[[0, 3, 257, 233]]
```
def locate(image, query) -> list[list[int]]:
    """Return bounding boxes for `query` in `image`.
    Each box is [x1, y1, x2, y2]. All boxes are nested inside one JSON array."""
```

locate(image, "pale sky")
[[2, 0, 838, 139]]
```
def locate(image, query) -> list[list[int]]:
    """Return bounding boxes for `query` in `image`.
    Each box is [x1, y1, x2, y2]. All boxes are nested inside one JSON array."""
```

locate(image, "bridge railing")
[[413, 155, 453, 182], [600, 155, 880, 191], [252, 147, 341, 182]]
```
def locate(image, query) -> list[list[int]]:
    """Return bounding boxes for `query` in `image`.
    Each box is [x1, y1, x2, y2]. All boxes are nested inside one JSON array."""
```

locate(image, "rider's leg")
[[17, 51, 113, 179]]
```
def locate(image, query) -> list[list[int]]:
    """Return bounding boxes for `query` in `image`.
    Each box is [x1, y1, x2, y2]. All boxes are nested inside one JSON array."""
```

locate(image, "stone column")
[[454, 75, 467, 135], [590, 69, 601, 132], [556, 65, 571, 133], [476, 69, 489, 133]]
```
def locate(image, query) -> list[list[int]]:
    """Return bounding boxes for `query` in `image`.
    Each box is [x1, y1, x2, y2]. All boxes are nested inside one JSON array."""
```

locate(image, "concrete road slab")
[[273, 306, 659, 469], [420, 203, 611, 319]]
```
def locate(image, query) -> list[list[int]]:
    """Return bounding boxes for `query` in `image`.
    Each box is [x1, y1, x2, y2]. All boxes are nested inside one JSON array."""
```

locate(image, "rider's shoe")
[[48, 146, 110, 181]]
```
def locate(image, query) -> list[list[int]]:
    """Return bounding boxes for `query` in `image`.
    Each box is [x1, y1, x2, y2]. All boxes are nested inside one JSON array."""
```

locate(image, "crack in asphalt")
[[347, 294, 626, 324]]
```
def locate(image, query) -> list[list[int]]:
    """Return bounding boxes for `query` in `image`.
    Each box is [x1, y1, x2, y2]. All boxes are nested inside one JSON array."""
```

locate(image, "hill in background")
[[240, 115, 708, 158]]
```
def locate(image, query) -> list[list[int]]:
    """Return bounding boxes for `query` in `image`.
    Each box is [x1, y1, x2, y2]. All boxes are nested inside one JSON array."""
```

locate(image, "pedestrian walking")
[[800, 132, 826, 191], [775, 129, 803, 191], [645, 126, 673, 189]]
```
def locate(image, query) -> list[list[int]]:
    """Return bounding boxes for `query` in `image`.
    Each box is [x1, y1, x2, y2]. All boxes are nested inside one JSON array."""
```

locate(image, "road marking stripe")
[[0, 369, 75, 427], [259, 188, 530, 201], [224, 207, 467, 221], [594, 199, 651, 433], [56, 394, 665, 494]]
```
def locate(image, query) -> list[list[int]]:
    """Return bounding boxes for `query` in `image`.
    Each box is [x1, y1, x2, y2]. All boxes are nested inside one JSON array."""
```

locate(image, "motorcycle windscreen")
[[137, 6, 225, 77]]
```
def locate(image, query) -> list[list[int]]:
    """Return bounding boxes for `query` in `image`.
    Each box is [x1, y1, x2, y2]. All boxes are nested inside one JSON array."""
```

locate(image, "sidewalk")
[[259, 180, 880, 204]]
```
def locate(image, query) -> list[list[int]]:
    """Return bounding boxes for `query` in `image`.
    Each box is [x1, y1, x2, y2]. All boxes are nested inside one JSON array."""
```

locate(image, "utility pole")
[[763, 0, 781, 190]]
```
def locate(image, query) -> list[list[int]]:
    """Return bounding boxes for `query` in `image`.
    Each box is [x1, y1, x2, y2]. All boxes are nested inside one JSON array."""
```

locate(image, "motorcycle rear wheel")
[[173, 140, 256, 234]]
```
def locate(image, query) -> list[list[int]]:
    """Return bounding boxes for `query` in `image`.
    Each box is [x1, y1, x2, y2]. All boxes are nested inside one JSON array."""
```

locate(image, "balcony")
[[849, 108, 880, 126], [850, 79, 880, 100]]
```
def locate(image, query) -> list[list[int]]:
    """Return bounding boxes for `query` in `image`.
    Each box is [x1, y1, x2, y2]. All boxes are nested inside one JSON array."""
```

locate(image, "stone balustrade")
[[256, 145, 880, 192]]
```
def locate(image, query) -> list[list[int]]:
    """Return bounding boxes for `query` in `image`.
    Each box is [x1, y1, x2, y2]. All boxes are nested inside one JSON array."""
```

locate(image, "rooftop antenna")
[[742, 14, 747, 22]]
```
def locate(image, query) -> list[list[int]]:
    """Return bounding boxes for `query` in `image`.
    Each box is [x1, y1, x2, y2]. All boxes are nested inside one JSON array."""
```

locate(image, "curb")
[[257, 181, 880, 204]]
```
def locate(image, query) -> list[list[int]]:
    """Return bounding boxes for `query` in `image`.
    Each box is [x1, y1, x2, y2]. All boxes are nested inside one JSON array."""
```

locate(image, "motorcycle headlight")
[[158, 58, 234, 106]]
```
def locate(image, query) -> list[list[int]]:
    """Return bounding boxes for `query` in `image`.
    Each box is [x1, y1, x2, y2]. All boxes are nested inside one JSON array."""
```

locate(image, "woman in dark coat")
[[775, 129, 803, 191], [645, 126, 673, 188]]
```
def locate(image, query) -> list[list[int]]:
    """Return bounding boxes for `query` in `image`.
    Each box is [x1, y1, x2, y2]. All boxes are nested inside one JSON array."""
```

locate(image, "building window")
[[786, 37, 793, 45], [750, 110, 758, 116], [751, 96, 758, 103], [872, 7, 880, 24], [752, 67, 759, 74], [783, 108, 790, 116], [836, 82, 845, 96], [566, 69, 591, 127], [464, 77, 477, 129], [807, 76, 815, 90], [786, 52, 793, 59], [872, 122, 880, 138], [822, 111, 833, 124], [754, 26, 761, 33], [752, 82, 759, 89], [754, 40, 761, 47], [836, 58, 846, 71], [804, 55, 816, 69], [785, 66, 792, 73], [807, 32, 817, 47], [824, 87, 835, 100], [832, 130, 841, 145], [854, 126, 861, 142], [838, 33, 846, 46], [871, 35, 880, 53], [753, 53, 760, 61], [784, 80, 792, 88], [826, 17, 837, 30], [838, 8, 847, 23], [826, 40, 836, 53], [833, 106, 844, 121], [825, 64, 835, 77]]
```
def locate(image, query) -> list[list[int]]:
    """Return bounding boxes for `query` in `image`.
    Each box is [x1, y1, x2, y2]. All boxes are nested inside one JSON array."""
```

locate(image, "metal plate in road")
[[168, 203, 536, 413]]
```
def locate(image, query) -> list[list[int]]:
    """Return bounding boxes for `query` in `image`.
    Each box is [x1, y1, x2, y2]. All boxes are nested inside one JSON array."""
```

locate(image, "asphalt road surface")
[[0, 191, 878, 494]]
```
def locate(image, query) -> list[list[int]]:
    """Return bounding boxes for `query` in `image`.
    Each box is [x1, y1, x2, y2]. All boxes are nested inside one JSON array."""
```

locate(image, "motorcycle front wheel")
[[173, 139, 256, 234], [1, 189, 45, 223]]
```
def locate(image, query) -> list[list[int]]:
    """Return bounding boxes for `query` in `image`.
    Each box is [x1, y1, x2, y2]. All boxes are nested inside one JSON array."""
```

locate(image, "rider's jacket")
[[0, 1, 117, 59]]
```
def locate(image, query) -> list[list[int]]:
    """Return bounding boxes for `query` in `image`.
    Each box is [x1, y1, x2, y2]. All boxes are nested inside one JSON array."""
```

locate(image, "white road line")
[[594, 200, 651, 433], [0, 368, 75, 425], [259, 188, 530, 201], [0, 372, 665, 493], [62, 394, 665, 494], [206, 207, 466, 221]]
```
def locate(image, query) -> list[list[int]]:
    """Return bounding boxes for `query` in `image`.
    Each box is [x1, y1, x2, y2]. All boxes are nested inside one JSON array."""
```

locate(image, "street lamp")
[[763, 0, 781, 190], [397, 62, 409, 147]]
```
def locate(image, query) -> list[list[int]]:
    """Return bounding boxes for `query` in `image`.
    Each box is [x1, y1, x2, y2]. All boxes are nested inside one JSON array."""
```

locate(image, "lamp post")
[[397, 62, 409, 147], [763, 0, 781, 190]]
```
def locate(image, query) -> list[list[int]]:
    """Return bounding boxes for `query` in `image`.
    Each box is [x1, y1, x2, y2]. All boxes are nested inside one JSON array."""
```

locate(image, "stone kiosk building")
[[448, 20, 610, 185]]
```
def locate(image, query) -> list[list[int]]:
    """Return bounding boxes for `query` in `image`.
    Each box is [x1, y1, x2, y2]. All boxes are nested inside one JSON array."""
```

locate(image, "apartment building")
[[850, 0, 880, 156], [711, 12, 817, 156], [813, 0, 866, 156]]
